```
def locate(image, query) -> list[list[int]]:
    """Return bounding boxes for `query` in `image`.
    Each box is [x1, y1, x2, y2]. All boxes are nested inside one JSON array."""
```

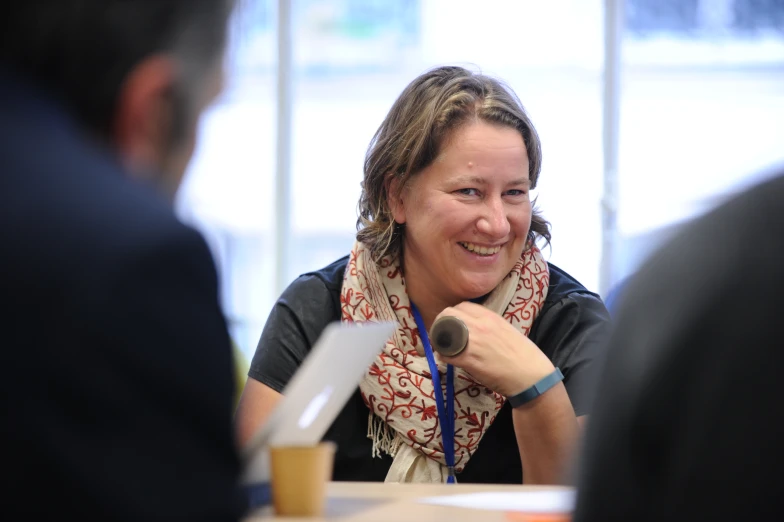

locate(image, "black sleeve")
[[94, 225, 242, 522], [529, 293, 612, 417], [248, 274, 338, 393]]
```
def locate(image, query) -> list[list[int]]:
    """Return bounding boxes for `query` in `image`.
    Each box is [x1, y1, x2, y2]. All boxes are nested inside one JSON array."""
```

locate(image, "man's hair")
[[357, 65, 551, 262], [0, 1, 236, 138]]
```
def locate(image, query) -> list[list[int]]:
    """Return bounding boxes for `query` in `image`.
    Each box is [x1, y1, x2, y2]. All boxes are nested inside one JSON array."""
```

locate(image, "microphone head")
[[429, 315, 469, 357]]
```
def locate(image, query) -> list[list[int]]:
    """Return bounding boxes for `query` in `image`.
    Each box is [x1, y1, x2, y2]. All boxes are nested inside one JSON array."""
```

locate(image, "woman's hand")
[[436, 302, 580, 485], [435, 301, 555, 397]]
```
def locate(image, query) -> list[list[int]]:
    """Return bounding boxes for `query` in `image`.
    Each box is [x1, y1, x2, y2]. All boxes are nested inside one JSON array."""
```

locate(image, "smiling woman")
[[391, 122, 534, 311], [235, 65, 612, 485]]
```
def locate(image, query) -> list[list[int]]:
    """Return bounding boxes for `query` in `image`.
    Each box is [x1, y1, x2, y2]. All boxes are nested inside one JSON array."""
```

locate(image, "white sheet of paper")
[[419, 489, 576, 513]]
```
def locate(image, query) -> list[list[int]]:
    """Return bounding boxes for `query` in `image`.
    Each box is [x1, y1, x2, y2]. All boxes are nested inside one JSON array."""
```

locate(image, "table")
[[244, 482, 575, 521]]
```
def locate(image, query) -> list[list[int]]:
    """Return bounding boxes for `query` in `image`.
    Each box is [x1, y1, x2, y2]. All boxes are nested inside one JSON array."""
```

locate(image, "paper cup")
[[270, 442, 336, 517]]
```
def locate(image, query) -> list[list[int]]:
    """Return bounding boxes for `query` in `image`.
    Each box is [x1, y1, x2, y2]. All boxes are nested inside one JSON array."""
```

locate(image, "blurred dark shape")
[[574, 169, 784, 521], [1, 1, 243, 521]]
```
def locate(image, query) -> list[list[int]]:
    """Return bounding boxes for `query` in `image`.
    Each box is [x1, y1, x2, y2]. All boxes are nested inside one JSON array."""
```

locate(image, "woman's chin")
[[454, 278, 503, 302]]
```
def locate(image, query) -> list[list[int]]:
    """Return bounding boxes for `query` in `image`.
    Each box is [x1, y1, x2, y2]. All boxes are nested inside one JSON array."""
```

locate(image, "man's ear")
[[386, 174, 407, 225], [112, 55, 177, 175]]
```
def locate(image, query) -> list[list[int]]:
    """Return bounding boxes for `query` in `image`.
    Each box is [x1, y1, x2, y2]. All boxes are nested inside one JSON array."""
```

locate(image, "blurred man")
[[1, 2, 241, 520], [574, 171, 784, 521]]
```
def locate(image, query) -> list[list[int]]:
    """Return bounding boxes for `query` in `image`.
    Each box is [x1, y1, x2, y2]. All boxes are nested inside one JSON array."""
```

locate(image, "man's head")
[[0, 1, 236, 196]]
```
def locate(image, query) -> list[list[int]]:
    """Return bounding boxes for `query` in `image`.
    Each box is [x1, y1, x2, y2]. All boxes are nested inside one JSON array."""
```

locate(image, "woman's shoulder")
[[279, 256, 348, 304], [544, 263, 603, 307], [278, 255, 348, 320], [250, 256, 349, 391], [299, 255, 350, 291], [531, 262, 610, 354], [533, 264, 611, 417]]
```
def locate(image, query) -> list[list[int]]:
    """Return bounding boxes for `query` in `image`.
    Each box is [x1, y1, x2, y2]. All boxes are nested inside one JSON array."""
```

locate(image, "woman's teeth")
[[459, 242, 502, 256]]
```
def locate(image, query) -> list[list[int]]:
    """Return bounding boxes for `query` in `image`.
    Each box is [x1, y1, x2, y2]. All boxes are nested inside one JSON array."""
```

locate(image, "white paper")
[[419, 489, 576, 513]]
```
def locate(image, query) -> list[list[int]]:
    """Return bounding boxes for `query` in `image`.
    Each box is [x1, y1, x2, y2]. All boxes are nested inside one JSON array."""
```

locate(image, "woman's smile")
[[458, 241, 504, 256]]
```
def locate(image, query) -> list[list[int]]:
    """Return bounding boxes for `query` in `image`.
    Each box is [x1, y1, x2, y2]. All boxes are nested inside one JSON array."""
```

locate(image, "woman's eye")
[[457, 188, 479, 196], [506, 189, 528, 197]]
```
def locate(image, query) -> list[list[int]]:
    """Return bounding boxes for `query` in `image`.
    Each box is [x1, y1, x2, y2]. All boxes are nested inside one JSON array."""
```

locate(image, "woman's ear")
[[386, 174, 407, 225]]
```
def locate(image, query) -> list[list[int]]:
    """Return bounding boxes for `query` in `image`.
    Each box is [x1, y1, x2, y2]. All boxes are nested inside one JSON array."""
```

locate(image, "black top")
[[250, 255, 611, 483], [574, 173, 784, 521], [1, 69, 241, 520]]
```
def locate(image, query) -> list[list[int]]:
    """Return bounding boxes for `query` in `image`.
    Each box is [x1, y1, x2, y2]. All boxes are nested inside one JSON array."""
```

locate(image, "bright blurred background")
[[175, 0, 784, 359]]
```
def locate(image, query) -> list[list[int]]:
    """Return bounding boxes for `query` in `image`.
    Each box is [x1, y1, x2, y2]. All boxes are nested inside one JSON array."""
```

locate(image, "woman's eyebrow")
[[448, 176, 530, 187]]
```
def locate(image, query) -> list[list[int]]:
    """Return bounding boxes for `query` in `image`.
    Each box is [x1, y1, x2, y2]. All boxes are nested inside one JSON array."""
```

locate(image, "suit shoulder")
[[1, 129, 213, 292]]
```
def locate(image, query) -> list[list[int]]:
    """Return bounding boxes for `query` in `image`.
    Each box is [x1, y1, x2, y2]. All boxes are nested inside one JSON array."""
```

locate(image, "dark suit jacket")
[[0, 69, 241, 520], [574, 172, 784, 521]]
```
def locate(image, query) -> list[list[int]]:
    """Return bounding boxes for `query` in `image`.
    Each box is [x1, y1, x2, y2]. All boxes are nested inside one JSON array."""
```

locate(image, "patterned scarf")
[[340, 240, 549, 483]]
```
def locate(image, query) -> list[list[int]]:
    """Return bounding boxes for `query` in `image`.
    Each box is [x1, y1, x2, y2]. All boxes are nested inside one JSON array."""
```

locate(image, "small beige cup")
[[270, 442, 336, 517]]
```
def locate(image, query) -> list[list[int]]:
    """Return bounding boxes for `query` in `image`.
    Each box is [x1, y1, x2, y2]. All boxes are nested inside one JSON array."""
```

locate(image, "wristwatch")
[[506, 368, 564, 408]]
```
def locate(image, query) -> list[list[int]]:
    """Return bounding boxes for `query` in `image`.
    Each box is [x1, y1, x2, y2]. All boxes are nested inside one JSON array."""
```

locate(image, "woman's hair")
[[356, 65, 551, 262]]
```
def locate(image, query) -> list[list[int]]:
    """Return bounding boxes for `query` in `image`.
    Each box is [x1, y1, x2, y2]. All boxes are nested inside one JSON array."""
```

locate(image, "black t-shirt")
[[249, 257, 611, 483]]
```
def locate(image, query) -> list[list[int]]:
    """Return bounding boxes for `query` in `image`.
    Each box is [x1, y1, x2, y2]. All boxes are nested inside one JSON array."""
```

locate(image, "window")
[[290, 0, 606, 300], [175, 0, 783, 357], [179, 0, 607, 357], [615, 0, 784, 279], [176, 0, 277, 356]]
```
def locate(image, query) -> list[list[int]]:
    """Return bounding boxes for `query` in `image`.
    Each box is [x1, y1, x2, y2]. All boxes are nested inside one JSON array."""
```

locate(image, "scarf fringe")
[[368, 412, 404, 458]]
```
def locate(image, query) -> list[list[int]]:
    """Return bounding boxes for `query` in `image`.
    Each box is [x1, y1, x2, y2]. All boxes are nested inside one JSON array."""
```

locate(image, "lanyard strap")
[[411, 303, 456, 483]]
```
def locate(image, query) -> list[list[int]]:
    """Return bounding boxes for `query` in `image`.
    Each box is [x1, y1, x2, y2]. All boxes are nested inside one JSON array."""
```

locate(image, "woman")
[[235, 66, 611, 484]]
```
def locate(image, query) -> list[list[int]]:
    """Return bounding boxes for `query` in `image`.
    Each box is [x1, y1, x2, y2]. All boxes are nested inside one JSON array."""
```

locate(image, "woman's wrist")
[[507, 368, 564, 409], [511, 383, 579, 484], [501, 358, 556, 398]]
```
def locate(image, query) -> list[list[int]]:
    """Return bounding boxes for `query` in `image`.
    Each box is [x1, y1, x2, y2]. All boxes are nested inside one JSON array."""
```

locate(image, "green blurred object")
[[232, 340, 249, 409]]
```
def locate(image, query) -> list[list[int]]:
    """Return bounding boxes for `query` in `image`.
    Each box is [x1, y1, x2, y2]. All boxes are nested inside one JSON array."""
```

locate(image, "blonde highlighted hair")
[[356, 65, 550, 262]]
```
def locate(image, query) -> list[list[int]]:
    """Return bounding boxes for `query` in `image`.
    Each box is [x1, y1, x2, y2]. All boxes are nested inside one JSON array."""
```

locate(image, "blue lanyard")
[[410, 303, 456, 483]]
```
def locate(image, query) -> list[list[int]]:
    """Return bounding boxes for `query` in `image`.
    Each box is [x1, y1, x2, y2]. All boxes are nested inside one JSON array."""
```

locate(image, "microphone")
[[429, 316, 469, 357]]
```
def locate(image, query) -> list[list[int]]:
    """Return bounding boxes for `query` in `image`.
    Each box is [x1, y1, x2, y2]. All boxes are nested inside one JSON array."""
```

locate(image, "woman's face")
[[392, 120, 532, 303]]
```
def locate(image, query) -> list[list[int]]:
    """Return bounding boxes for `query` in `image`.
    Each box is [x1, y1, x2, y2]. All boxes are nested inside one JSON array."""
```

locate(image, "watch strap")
[[507, 368, 564, 408]]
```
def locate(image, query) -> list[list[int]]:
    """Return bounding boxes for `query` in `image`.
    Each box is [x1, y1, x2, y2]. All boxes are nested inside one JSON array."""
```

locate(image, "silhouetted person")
[[1, 2, 241, 520], [575, 170, 784, 521]]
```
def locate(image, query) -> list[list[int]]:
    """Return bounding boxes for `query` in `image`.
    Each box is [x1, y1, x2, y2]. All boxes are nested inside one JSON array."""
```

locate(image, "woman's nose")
[[476, 197, 510, 238]]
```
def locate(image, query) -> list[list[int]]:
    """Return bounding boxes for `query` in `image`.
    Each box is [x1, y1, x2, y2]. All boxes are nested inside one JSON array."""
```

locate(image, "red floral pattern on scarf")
[[340, 242, 549, 471]]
